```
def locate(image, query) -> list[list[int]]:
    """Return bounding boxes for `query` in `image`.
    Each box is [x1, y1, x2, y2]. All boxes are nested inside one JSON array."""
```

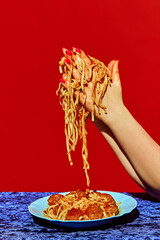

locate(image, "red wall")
[[1, 0, 160, 192]]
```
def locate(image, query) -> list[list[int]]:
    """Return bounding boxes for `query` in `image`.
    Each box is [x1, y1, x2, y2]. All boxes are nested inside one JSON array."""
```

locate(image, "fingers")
[[61, 48, 120, 88], [72, 47, 91, 79], [62, 48, 72, 57], [112, 61, 120, 84], [72, 47, 92, 65], [60, 75, 67, 88], [62, 48, 81, 79], [107, 60, 116, 73], [62, 47, 91, 80], [62, 48, 77, 62], [62, 47, 91, 66], [64, 58, 81, 80], [107, 60, 120, 84]]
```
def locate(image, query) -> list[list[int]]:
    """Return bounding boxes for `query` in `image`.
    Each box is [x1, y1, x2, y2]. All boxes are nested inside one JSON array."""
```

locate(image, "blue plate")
[[28, 191, 137, 228]]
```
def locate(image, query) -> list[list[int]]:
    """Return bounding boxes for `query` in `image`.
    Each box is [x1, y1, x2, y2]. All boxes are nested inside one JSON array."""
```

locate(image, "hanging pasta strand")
[[56, 48, 111, 186]]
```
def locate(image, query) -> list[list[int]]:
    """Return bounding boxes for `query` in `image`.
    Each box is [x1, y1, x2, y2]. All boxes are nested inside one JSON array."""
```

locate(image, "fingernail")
[[60, 78, 65, 83], [65, 49, 72, 56], [75, 48, 81, 53], [65, 58, 70, 64]]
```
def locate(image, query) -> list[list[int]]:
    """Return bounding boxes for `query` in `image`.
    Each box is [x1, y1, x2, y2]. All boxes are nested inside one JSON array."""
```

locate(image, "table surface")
[[0, 192, 160, 240]]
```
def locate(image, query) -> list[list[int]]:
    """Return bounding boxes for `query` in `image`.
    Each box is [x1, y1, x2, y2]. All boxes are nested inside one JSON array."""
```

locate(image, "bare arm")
[[95, 61, 160, 199], [61, 48, 160, 200], [105, 106, 160, 198], [93, 115, 160, 199], [93, 118, 146, 187]]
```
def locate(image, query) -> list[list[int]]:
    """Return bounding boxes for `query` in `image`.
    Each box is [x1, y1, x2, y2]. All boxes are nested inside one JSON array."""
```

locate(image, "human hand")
[[99, 59, 124, 126], [60, 47, 99, 114], [60, 47, 124, 126]]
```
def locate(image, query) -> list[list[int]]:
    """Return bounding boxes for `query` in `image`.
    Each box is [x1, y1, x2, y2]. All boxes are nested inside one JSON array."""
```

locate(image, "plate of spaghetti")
[[28, 190, 137, 228]]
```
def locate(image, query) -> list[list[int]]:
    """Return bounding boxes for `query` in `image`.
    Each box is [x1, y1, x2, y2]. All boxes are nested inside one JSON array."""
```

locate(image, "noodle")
[[56, 49, 112, 186], [44, 189, 120, 221]]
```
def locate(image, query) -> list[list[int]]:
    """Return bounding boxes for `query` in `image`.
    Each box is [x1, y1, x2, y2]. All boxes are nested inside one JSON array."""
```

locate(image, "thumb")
[[112, 60, 120, 84]]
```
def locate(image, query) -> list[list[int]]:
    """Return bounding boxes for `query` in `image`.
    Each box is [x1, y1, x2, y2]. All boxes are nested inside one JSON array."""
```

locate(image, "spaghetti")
[[44, 189, 120, 221], [56, 48, 112, 186]]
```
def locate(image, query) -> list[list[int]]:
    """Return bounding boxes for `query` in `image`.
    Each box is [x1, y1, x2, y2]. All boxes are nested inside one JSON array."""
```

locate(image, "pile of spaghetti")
[[56, 48, 112, 186], [44, 189, 120, 220]]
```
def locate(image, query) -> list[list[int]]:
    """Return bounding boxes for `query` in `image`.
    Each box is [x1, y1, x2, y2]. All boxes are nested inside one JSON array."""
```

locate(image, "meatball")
[[104, 204, 119, 217], [48, 194, 64, 206], [66, 208, 82, 220], [76, 189, 89, 200], [101, 193, 116, 205], [85, 204, 103, 220]]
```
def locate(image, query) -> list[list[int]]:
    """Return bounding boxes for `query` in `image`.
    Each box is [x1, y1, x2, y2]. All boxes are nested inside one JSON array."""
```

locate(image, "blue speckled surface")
[[0, 192, 160, 240]]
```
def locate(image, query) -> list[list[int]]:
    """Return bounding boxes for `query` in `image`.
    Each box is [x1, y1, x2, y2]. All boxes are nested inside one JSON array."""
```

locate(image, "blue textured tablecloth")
[[0, 192, 160, 240]]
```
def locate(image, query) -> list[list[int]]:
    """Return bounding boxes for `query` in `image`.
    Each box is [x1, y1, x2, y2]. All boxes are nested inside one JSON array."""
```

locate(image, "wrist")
[[101, 104, 129, 130]]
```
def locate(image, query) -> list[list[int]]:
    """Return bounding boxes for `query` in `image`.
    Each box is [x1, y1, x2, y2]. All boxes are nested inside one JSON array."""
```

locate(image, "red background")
[[1, 0, 160, 192]]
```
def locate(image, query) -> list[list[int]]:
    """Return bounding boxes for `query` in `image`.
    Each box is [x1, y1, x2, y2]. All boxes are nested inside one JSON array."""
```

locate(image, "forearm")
[[93, 118, 146, 189], [104, 105, 160, 195]]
